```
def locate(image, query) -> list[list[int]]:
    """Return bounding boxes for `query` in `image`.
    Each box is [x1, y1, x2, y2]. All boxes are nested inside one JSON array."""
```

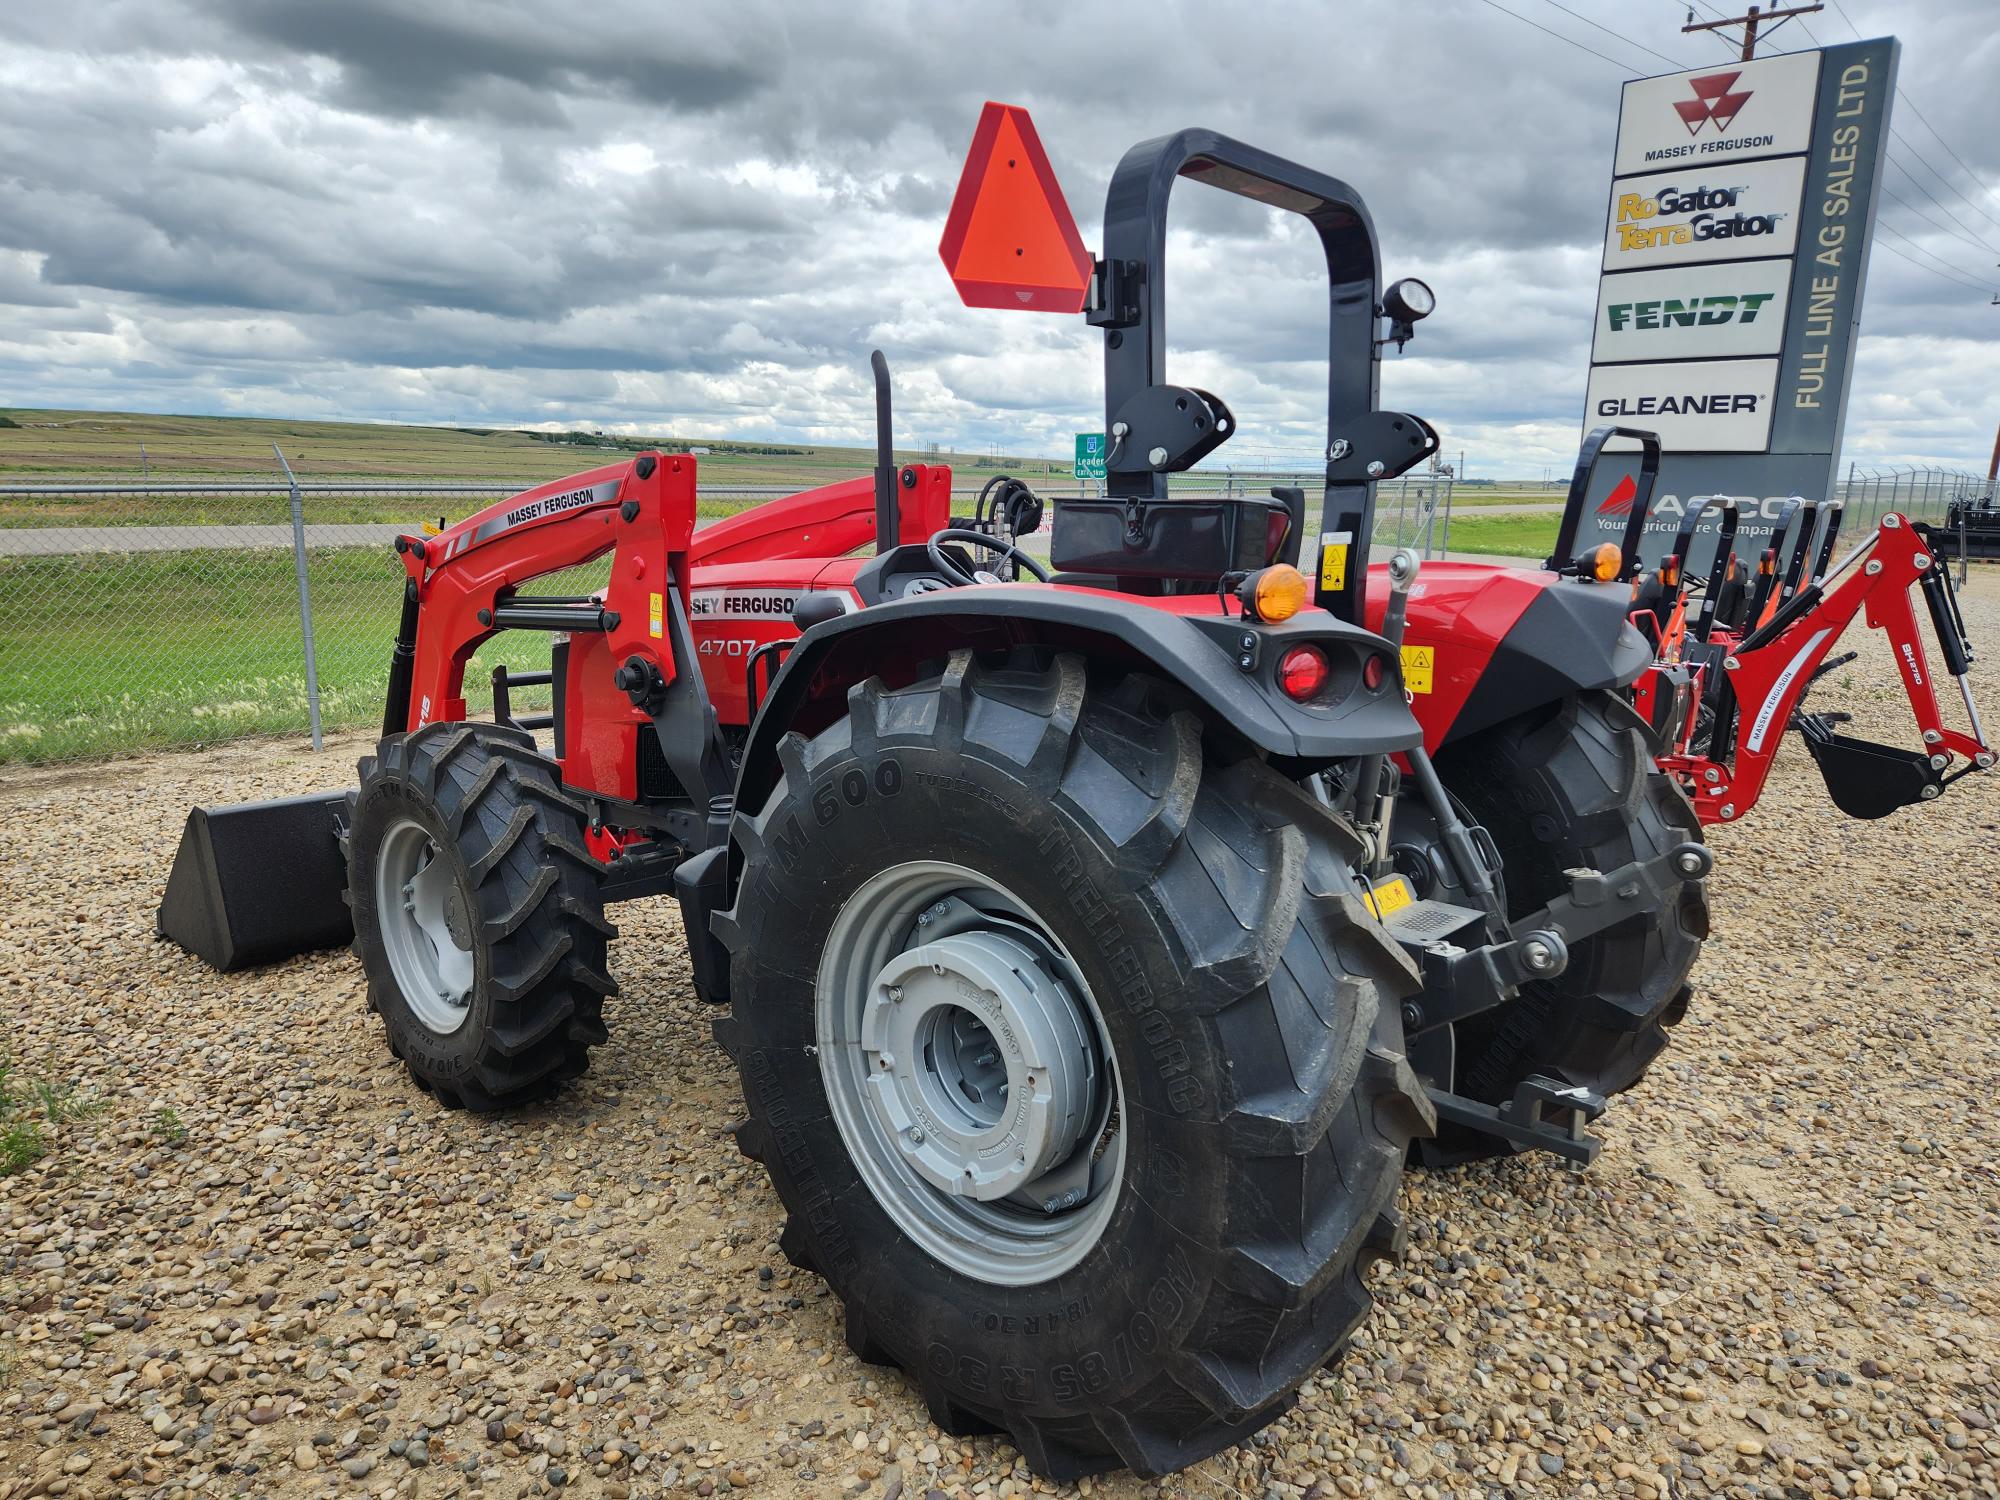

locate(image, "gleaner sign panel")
[[1612, 50, 1821, 175], [1601, 157, 1807, 271], [1593, 259, 1793, 363], [1584, 358, 1779, 451]]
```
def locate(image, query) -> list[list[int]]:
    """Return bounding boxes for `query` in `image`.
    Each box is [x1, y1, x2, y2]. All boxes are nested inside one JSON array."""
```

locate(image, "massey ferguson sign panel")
[[1601, 157, 1807, 271], [1580, 38, 1897, 565], [1612, 50, 1821, 175]]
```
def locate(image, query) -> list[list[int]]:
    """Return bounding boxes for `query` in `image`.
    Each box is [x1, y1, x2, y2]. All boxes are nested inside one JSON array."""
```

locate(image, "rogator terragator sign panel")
[[1578, 39, 1897, 565]]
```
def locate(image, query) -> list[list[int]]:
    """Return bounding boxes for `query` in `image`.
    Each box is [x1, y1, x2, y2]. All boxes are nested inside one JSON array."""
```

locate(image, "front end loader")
[[158, 105, 1713, 1479]]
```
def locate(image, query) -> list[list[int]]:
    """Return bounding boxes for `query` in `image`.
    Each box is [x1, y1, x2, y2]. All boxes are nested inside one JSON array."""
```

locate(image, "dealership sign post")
[[1577, 38, 1898, 565]]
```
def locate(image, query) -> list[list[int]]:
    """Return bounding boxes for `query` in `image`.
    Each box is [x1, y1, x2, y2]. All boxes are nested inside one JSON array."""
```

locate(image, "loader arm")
[[387, 452, 729, 833]]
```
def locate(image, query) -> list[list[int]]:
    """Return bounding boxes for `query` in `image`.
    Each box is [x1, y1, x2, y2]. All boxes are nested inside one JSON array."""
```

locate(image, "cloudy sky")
[[0, 0, 1994, 476]]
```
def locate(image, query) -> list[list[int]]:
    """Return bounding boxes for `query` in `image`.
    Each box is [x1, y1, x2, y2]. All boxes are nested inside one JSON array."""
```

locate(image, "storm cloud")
[[0, 0, 1993, 473]]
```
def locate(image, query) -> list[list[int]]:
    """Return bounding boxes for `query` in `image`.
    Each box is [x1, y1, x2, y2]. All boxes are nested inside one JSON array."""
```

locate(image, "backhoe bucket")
[[1798, 718, 1942, 819], [156, 792, 353, 970]]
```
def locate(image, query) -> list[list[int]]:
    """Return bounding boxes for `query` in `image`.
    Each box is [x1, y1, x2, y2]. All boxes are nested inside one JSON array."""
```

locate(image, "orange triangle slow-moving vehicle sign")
[[939, 103, 1092, 313]]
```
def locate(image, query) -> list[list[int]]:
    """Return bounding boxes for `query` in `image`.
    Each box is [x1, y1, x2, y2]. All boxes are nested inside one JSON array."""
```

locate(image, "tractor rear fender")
[[1448, 582, 1654, 742], [730, 586, 1424, 818], [1367, 562, 1653, 746]]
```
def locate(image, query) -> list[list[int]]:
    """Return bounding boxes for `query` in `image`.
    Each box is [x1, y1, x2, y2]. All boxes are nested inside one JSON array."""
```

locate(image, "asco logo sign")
[[1603, 156, 1805, 270]]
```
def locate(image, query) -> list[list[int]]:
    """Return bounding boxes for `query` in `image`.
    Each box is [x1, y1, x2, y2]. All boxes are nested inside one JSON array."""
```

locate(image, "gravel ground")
[[4, 570, 1998, 1500]]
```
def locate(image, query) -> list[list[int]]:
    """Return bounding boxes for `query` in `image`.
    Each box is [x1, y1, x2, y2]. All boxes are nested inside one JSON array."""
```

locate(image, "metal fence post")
[[273, 444, 324, 751]]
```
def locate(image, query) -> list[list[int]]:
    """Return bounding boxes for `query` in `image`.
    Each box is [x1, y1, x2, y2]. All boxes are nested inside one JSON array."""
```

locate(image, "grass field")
[[0, 546, 595, 762], [1438, 511, 1560, 558], [0, 407, 1068, 528], [0, 407, 1562, 762]]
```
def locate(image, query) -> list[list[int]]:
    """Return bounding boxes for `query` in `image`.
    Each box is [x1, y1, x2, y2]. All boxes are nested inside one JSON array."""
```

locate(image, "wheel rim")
[[375, 816, 476, 1034], [818, 860, 1125, 1286]]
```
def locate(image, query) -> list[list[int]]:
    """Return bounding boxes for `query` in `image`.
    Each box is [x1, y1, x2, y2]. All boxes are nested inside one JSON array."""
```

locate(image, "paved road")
[[0, 503, 1564, 558]]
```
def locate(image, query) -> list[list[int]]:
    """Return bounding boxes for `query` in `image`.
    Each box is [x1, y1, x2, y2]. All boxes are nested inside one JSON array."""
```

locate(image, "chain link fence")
[[1834, 465, 1989, 535], [0, 455, 1456, 766]]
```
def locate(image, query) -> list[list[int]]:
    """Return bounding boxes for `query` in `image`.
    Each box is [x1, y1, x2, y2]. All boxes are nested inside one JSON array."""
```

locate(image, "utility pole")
[[1683, 2, 1823, 61]]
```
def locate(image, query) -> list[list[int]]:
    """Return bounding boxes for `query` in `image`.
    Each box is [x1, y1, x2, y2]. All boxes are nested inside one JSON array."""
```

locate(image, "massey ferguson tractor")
[[161, 107, 1719, 1479]]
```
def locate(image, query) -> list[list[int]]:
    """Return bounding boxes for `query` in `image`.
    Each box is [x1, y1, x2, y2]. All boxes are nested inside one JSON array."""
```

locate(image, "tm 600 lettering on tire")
[[715, 649, 1433, 1479]]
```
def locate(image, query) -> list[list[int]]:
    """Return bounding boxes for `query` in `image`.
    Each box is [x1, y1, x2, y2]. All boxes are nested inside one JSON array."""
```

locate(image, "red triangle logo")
[[939, 103, 1092, 313], [1597, 472, 1639, 517]]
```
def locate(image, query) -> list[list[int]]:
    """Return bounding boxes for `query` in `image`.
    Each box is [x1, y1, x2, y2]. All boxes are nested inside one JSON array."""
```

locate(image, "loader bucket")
[[156, 792, 353, 970]]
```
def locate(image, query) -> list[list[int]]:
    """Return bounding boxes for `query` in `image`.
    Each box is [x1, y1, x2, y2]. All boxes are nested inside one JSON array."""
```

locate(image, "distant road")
[[0, 503, 1564, 558]]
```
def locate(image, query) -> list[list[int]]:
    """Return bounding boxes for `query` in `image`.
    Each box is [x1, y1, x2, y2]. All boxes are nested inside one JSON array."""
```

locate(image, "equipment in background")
[[1545, 430, 1994, 824]]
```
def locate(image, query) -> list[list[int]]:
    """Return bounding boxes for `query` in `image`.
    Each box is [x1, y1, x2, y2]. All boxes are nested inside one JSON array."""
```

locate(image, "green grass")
[[151, 1107, 186, 1146], [1440, 512, 1560, 559], [0, 546, 596, 762], [0, 1056, 104, 1176]]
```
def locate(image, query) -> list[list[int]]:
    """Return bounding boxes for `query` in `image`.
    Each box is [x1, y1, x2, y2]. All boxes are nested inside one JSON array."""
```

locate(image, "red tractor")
[[162, 109, 1712, 1478]]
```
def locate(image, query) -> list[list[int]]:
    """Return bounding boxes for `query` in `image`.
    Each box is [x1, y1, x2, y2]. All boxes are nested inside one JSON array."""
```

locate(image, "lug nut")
[[885, 984, 903, 1003]]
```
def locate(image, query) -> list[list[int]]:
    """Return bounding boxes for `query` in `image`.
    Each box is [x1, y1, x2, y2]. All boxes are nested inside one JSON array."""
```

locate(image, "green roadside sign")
[[1074, 432, 1107, 480]]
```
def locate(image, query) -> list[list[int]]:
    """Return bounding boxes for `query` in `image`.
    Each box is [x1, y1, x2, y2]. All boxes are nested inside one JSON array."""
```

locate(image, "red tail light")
[[1362, 653, 1389, 692], [1277, 645, 1331, 701]]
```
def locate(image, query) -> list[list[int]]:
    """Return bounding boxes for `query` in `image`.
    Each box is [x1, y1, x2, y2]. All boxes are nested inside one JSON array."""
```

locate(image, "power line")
[[1880, 162, 2000, 262], [1873, 220, 1997, 294], [1819, 0, 2000, 236], [1871, 237, 1993, 297], [1888, 126, 2000, 240], [1896, 97, 2000, 234], [1474, 0, 1652, 73], [1537, 0, 1692, 71]]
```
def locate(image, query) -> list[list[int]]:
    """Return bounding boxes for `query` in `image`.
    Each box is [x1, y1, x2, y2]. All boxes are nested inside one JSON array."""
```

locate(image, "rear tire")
[[1420, 690, 1708, 1165], [716, 650, 1432, 1479], [346, 722, 616, 1111]]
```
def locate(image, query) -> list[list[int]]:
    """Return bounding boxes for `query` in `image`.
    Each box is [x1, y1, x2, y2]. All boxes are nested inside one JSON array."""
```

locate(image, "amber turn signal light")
[[1239, 563, 1309, 622], [1575, 542, 1622, 583]]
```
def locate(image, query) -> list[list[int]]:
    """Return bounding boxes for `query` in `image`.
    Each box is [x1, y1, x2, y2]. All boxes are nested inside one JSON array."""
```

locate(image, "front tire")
[[717, 651, 1432, 1480], [346, 722, 616, 1110]]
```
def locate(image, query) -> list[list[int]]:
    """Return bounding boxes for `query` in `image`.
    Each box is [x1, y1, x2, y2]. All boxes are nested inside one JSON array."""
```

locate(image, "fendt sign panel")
[[1578, 38, 1898, 564], [1592, 259, 1793, 363]]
